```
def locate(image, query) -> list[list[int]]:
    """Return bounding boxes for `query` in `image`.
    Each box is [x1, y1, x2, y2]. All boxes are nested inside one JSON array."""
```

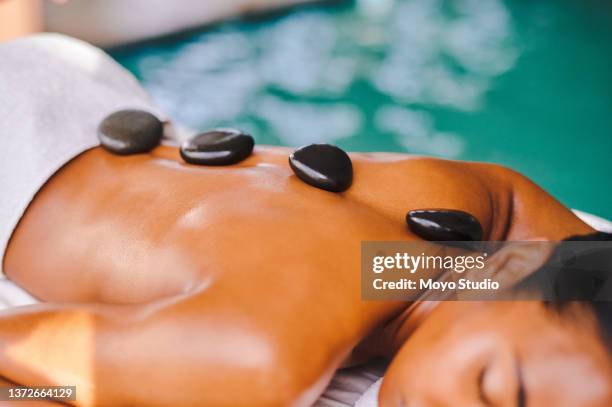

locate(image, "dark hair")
[[518, 232, 612, 351]]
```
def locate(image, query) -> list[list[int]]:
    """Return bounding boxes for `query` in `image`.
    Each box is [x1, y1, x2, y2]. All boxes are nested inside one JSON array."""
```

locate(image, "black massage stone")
[[406, 209, 483, 241], [98, 109, 163, 155], [180, 129, 254, 166], [289, 144, 353, 193]]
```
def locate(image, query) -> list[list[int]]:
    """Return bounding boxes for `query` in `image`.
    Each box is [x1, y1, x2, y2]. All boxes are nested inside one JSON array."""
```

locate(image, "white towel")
[[353, 379, 382, 407], [0, 33, 165, 278]]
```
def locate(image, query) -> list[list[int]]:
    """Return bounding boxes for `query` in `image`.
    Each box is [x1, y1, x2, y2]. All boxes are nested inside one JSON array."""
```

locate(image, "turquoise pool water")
[[110, 0, 612, 218]]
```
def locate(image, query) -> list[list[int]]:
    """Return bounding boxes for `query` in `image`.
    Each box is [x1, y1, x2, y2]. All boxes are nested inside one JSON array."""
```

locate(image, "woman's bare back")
[[1, 145, 592, 406]]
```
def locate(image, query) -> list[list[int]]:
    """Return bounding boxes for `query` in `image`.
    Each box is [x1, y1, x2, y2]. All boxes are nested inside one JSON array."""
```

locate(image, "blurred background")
[[2, 0, 611, 218]]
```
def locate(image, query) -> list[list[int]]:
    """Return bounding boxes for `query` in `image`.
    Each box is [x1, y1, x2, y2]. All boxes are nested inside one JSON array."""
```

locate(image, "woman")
[[0, 34, 609, 406]]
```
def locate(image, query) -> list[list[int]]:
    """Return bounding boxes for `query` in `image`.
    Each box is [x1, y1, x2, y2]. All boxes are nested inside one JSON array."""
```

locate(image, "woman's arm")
[[0, 293, 297, 407]]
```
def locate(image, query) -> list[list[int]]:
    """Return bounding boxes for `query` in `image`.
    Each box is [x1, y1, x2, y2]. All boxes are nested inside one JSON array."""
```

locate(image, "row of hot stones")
[[98, 109, 483, 243]]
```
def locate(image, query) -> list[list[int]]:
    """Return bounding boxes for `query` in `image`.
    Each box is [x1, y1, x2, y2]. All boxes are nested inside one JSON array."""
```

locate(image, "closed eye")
[[517, 359, 527, 407], [478, 364, 490, 405]]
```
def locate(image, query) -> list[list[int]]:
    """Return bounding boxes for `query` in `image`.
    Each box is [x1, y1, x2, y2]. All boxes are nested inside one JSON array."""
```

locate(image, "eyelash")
[[517, 363, 527, 407], [478, 364, 491, 406]]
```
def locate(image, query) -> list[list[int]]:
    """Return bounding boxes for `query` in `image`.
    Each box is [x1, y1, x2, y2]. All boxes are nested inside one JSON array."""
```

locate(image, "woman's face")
[[381, 301, 612, 407]]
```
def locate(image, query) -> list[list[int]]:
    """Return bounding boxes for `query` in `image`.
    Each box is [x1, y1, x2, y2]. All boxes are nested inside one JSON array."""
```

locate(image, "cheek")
[[380, 337, 448, 402], [525, 352, 612, 407]]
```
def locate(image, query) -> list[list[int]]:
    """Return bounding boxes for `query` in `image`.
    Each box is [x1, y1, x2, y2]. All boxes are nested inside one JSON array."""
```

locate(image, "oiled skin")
[[0, 145, 592, 406]]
